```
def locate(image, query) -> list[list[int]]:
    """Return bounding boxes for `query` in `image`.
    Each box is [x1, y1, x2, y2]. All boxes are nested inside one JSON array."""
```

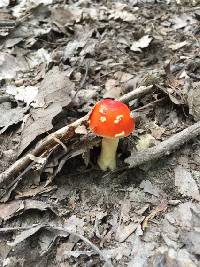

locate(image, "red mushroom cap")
[[89, 99, 135, 138]]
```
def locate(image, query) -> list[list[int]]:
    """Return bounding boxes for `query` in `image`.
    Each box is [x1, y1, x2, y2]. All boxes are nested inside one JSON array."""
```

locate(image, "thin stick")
[[125, 121, 200, 168], [132, 97, 166, 112], [0, 224, 39, 233], [120, 85, 154, 104]]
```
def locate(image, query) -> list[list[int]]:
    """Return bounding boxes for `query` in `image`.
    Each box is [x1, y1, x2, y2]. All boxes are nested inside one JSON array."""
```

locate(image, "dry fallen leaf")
[[109, 10, 136, 22], [151, 126, 165, 140], [174, 165, 200, 201], [0, 53, 18, 80], [109, 3, 137, 22], [115, 223, 138, 243], [171, 14, 195, 30], [75, 125, 88, 135], [102, 244, 131, 261], [103, 79, 122, 99], [6, 85, 38, 106], [151, 247, 197, 267], [56, 242, 75, 262], [140, 180, 160, 197], [127, 237, 155, 267], [51, 6, 82, 27], [182, 231, 200, 256], [131, 35, 153, 52], [0, 201, 23, 220], [0, 199, 55, 220], [15, 185, 56, 199], [0, 0, 9, 8], [142, 201, 168, 230], [18, 66, 75, 154], [0, 103, 27, 134], [8, 225, 45, 246], [169, 41, 188, 51], [25, 48, 52, 69], [63, 28, 93, 60], [136, 134, 156, 151]]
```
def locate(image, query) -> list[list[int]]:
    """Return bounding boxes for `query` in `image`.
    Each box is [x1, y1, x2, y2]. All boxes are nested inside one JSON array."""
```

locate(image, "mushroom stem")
[[98, 137, 119, 171]]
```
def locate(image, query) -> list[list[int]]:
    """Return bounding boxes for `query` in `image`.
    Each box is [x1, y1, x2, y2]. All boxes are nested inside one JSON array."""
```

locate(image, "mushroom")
[[89, 99, 135, 171]]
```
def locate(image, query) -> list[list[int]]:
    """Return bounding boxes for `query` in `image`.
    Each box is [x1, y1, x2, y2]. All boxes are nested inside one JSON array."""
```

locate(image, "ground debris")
[[0, 53, 18, 80], [0, 0, 200, 266], [18, 66, 75, 155], [131, 35, 153, 52], [142, 200, 168, 230], [140, 180, 160, 197], [0, 103, 27, 134], [0, 199, 56, 220], [174, 165, 200, 201]]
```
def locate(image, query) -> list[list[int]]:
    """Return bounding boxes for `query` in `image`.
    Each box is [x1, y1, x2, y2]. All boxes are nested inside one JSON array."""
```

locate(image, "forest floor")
[[0, 0, 200, 266]]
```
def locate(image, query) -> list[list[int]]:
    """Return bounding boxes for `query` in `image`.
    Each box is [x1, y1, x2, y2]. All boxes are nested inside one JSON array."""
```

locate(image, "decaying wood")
[[125, 121, 200, 168], [0, 85, 155, 194]]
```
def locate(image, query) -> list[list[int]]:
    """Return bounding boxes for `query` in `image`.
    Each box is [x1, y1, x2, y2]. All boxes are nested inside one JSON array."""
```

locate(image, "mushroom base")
[[97, 137, 119, 171]]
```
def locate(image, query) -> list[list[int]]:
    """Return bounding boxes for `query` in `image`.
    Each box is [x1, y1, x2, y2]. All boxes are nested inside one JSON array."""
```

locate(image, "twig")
[[132, 97, 166, 112], [0, 224, 39, 233], [125, 121, 200, 168], [185, 6, 200, 12], [51, 134, 68, 152], [120, 85, 154, 104]]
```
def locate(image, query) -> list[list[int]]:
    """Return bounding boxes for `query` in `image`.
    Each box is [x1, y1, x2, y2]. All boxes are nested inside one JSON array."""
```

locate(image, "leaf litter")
[[0, 0, 200, 267], [18, 66, 75, 154]]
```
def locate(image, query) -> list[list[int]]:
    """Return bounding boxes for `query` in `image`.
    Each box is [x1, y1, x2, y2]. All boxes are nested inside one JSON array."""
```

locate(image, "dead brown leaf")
[[15, 185, 57, 199], [142, 201, 168, 230], [0, 199, 55, 220], [18, 66, 75, 154], [103, 79, 122, 99], [115, 222, 138, 243]]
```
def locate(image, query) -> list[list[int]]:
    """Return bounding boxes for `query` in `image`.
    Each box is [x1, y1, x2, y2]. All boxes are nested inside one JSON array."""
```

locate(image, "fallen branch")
[[120, 85, 154, 104], [125, 121, 200, 168], [0, 85, 154, 193]]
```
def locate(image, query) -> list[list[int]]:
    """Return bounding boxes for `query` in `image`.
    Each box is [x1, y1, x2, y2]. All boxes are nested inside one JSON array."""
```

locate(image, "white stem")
[[97, 137, 119, 171]]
